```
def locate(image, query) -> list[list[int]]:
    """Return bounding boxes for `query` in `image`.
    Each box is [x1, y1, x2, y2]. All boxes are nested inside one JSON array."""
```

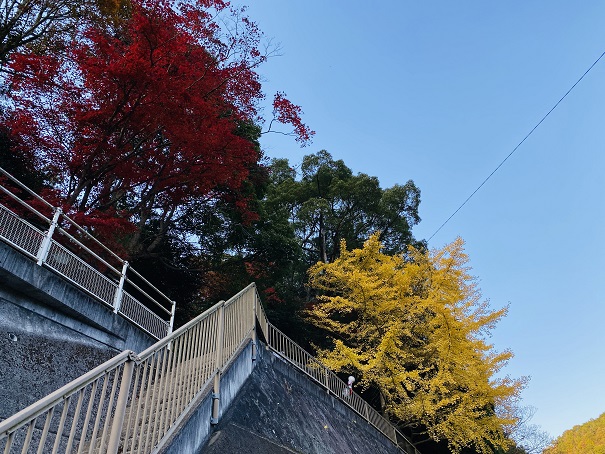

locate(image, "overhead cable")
[[428, 49, 605, 242]]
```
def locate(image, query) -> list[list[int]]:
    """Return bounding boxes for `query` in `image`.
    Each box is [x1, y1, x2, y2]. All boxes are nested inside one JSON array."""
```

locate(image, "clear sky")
[[238, 0, 605, 441]]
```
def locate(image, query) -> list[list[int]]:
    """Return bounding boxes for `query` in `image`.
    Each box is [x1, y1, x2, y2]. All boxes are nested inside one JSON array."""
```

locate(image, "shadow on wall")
[[199, 346, 402, 454]]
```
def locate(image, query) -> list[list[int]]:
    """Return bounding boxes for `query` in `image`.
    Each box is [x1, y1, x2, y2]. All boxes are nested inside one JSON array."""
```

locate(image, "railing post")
[[168, 300, 176, 336], [36, 207, 61, 266], [106, 354, 136, 454], [211, 301, 225, 425], [112, 261, 129, 314], [166, 301, 176, 352], [251, 288, 257, 361]]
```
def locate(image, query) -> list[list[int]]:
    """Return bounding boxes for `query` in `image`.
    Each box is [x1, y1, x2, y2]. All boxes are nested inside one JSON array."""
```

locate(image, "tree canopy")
[[267, 150, 422, 265], [0, 3, 540, 452], [307, 233, 526, 453], [545, 412, 605, 454], [2, 0, 311, 259], [0, 0, 131, 68]]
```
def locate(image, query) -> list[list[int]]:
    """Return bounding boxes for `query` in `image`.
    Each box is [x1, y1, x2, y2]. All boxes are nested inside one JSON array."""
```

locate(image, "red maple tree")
[[4, 0, 312, 257]]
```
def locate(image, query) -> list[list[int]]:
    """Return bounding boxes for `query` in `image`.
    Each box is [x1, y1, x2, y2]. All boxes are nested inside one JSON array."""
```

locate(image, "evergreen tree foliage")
[[267, 150, 422, 265], [251, 151, 423, 346]]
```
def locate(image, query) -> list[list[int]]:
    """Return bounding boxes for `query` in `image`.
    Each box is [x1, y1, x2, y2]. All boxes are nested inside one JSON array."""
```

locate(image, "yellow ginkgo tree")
[[307, 233, 526, 454]]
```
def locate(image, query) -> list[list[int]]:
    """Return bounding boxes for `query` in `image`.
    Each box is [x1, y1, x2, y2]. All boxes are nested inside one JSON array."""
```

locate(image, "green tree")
[[307, 234, 526, 454], [251, 151, 423, 344], [268, 150, 422, 265], [166, 152, 303, 326]]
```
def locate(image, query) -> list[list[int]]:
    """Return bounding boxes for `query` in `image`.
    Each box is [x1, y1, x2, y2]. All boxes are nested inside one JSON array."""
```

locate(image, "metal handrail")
[[127, 267, 175, 311], [0, 167, 54, 209], [54, 224, 122, 275], [0, 285, 259, 454], [0, 350, 135, 454], [253, 291, 420, 454], [138, 298, 223, 360], [0, 283, 420, 454], [0, 350, 134, 436], [0, 184, 50, 223], [0, 166, 174, 339]]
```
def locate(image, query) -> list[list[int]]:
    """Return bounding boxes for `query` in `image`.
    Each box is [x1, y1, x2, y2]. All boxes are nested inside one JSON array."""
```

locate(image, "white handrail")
[[0, 284, 264, 453], [0, 166, 174, 339], [0, 284, 420, 454], [253, 289, 419, 454], [0, 166, 53, 209], [0, 350, 134, 436]]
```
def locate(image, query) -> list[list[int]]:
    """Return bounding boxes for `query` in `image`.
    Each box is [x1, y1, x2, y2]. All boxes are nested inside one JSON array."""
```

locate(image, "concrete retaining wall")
[[0, 240, 156, 420], [0, 236, 408, 454], [159, 340, 256, 454], [201, 345, 403, 454], [157, 340, 404, 454]]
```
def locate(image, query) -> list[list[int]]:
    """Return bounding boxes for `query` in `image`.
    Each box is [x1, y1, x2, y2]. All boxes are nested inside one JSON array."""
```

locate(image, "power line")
[[428, 49, 605, 242]]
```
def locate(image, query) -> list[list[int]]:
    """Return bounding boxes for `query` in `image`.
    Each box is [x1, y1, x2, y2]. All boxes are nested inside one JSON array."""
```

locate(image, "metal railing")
[[0, 284, 257, 454], [255, 300, 420, 454], [0, 283, 419, 454], [0, 167, 174, 340]]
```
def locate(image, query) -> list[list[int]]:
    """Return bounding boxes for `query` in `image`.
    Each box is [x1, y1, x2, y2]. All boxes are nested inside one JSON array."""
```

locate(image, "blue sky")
[[240, 0, 605, 441]]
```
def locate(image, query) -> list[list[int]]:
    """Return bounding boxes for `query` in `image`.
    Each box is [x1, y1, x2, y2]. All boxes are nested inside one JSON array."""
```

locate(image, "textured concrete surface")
[[200, 346, 402, 454], [0, 241, 155, 421], [0, 241, 155, 353], [204, 423, 298, 453], [160, 341, 256, 454], [0, 238, 408, 453], [0, 297, 118, 420]]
